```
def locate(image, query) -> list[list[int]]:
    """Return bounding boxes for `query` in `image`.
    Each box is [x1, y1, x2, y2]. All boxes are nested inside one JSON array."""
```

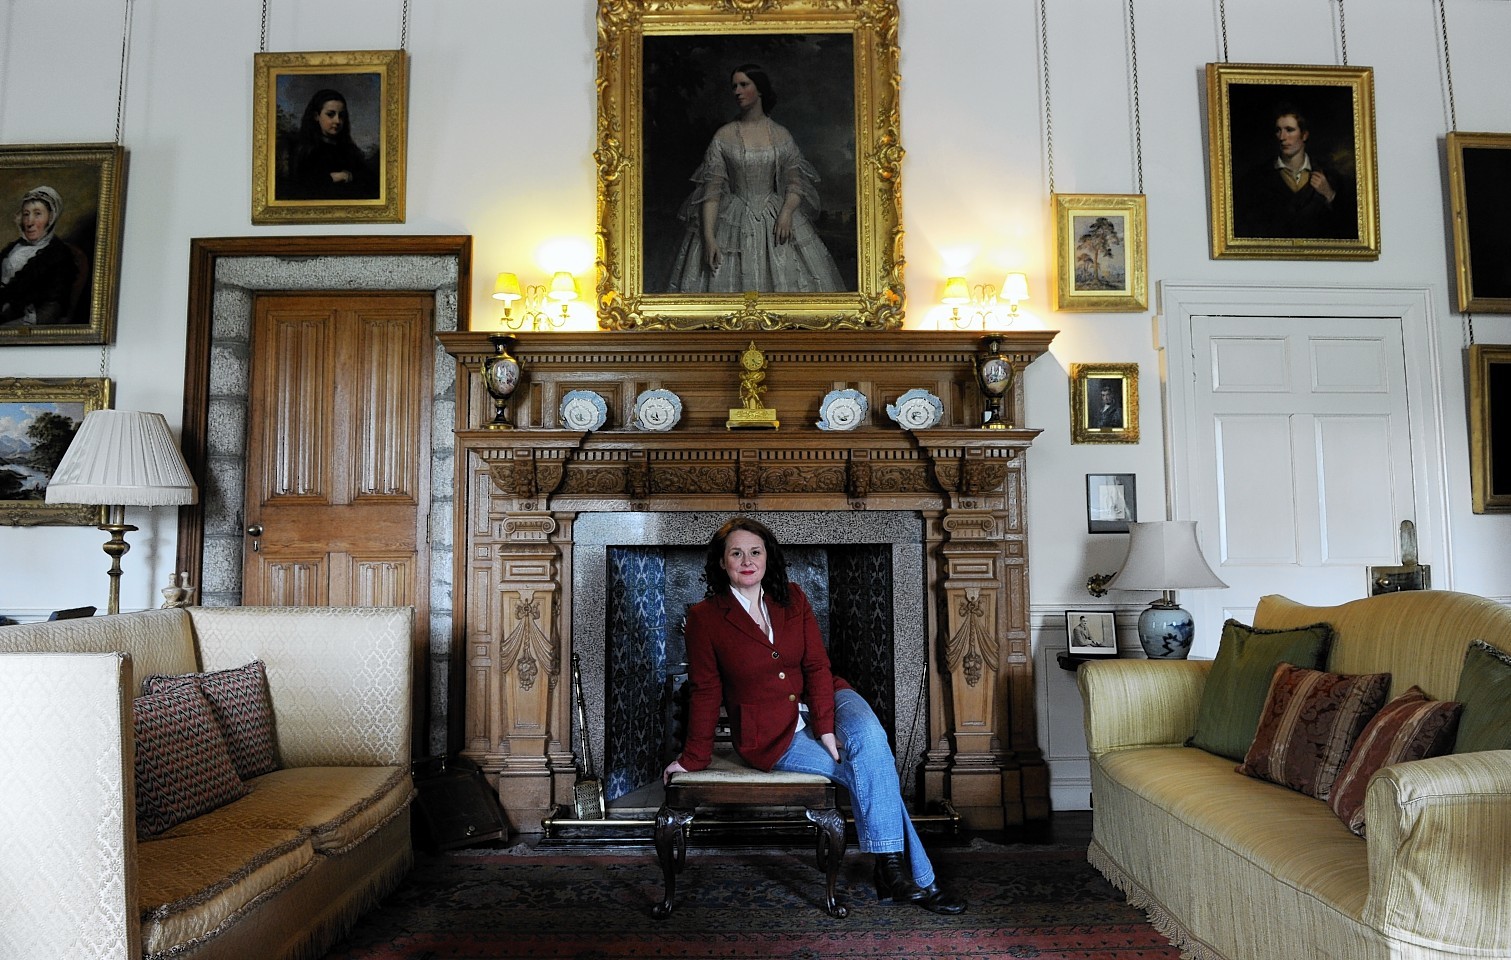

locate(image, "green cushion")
[[1188, 619, 1333, 761], [1452, 639, 1511, 753]]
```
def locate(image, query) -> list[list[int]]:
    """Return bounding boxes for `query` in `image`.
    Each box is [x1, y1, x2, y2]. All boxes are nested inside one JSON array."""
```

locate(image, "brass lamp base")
[[97, 520, 138, 616]]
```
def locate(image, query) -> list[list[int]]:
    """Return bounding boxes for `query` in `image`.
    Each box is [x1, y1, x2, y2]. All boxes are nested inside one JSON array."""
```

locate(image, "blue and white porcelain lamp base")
[[1137, 594, 1196, 660]]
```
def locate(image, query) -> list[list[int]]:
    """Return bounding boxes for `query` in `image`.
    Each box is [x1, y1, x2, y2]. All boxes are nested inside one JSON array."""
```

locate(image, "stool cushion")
[[671, 752, 830, 785]]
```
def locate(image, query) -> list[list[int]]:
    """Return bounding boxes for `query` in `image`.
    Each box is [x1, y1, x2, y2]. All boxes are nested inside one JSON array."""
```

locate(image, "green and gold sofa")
[[0, 606, 415, 960], [1080, 590, 1511, 960]]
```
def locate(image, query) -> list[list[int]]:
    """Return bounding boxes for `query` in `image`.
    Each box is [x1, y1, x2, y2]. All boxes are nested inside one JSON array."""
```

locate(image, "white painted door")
[[1162, 285, 1448, 656]]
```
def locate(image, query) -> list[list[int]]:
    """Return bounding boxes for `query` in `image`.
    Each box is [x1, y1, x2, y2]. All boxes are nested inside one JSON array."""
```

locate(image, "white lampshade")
[[1001, 272, 1030, 304], [1105, 520, 1226, 592], [45, 410, 198, 507]]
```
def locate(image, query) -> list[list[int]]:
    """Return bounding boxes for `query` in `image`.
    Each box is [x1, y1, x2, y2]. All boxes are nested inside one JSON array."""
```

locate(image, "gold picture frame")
[[1052, 194, 1147, 312], [1447, 133, 1511, 314], [0, 376, 111, 526], [1070, 363, 1139, 445], [0, 143, 125, 346], [1468, 344, 1511, 514], [251, 50, 407, 224], [594, 0, 903, 331], [1205, 63, 1379, 261]]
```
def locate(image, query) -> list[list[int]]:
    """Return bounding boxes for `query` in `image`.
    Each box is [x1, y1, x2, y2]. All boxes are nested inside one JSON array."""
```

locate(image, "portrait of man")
[[273, 72, 384, 202], [640, 32, 858, 295], [1088, 378, 1125, 430], [1226, 83, 1359, 242]]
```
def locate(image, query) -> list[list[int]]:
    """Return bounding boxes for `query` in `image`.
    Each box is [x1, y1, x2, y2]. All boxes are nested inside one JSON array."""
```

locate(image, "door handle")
[[246, 524, 263, 553]]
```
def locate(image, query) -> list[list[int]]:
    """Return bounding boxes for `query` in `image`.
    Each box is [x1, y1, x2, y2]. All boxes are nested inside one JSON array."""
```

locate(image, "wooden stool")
[[653, 755, 848, 919]]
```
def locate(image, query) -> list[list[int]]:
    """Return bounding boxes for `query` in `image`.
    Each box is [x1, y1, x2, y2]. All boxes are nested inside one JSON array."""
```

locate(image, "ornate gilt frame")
[[1205, 63, 1379, 261], [1070, 362, 1139, 445], [0, 143, 126, 346], [251, 50, 408, 224], [1447, 132, 1511, 314], [0, 376, 111, 526], [1052, 194, 1147, 312], [595, 0, 904, 331], [1468, 344, 1511, 514]]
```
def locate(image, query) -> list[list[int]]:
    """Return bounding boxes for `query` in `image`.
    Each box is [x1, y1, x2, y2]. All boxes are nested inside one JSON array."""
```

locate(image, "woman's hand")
[[330, 170, 353, 184], [820, 732, 841, 763], [662, 759, 688, 785], [774, 208, 794, 245], [702, 239, 723, 273]]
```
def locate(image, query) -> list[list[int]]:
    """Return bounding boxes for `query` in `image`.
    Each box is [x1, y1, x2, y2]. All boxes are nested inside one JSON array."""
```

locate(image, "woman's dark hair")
[[703, 516, 791, 605], [299, 89, 353, 144], [732, 63, 777, 114]]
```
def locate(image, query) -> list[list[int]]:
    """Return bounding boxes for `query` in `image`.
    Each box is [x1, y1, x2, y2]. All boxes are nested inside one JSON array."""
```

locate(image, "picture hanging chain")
[[260, 0, 269, 53], [1337, 0, 1349, 66], [1037, 0, 1055, 194], [1218, 0, 1229, 63], [114, 0, 134, 145], [1436, 0, 1474, 345], [400, 0, 412, 50], [1127, 0, 1145, 194]]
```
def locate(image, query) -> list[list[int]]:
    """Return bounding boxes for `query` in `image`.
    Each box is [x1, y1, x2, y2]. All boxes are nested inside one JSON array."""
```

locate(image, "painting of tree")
[[1073, 216, 1126, 292]]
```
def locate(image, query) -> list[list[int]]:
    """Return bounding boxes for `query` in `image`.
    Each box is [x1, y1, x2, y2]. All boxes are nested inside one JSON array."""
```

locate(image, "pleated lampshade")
[[45, 410, 198, 506]]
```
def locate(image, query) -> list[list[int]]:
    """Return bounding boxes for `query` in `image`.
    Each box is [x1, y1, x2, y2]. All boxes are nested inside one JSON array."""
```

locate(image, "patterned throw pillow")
[[1238, 664, 1390, 801], [134, 685, 248, 838], [143, 661, 278, 780], [1328, 686, 1462, 837], [1188, 619, 1334, 761], [1452, 639, 1511, 754]]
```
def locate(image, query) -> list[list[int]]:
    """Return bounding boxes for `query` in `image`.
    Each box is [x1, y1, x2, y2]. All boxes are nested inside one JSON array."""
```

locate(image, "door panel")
[[1190, 315, 1416, 635], [244, 293, 432, 618]]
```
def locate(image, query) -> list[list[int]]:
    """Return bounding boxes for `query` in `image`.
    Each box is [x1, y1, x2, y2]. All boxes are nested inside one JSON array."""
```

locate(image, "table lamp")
[[1105, 520, 1227, 659], [45, 410, 198, 614]]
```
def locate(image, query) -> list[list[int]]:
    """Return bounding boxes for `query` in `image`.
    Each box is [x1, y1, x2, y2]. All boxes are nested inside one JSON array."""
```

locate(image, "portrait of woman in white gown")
[[664, 63, 846, 295]]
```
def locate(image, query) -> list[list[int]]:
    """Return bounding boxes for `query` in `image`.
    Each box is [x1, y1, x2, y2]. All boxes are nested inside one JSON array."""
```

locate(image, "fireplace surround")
[[440, 329, 1055, 832]]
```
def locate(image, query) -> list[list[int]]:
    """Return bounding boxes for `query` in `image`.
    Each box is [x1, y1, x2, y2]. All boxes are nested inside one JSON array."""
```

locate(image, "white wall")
[[3, 0, 1508, 805]]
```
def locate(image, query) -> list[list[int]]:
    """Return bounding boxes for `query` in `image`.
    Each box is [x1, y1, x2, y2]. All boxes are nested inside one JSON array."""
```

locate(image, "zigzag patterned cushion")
[[144, 661, 278, 780], [134, 685, 248, 838]]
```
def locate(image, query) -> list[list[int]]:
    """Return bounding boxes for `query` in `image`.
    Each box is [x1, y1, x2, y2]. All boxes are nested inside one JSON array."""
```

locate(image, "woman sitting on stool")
[[662, 516, 966, 915]]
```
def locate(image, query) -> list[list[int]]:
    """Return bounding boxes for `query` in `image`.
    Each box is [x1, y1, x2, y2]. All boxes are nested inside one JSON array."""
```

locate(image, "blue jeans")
[[773, 687, 936, 888]]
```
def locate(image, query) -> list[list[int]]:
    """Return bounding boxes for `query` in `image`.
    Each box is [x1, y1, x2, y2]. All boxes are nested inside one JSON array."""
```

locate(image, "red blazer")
[[676, 583, 850, 772]]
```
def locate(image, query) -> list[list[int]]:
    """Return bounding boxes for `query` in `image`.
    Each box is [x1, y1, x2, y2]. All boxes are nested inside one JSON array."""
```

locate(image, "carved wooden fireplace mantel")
[[439, 329, 1056, 832]]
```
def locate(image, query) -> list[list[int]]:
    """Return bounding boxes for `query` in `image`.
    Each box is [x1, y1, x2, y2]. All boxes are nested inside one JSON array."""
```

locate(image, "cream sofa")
[[1080, 590, 1511, 960], [0, 606, 416, 960]]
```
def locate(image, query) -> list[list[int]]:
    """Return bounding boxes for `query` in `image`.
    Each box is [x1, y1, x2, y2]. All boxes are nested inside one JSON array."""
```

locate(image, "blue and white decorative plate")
[[816, 388, 868, 431], [559, 390, 608, 431], [885, 388, 944, 430], [633, 388, 683, 432]]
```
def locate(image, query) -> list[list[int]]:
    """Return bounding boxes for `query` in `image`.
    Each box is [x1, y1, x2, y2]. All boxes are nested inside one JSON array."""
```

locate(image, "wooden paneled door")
[[244, 292, 433, 733]]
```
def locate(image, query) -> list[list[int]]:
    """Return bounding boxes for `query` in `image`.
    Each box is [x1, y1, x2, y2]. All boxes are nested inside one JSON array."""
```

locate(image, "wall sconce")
[[493, 271, 581, 331], [940, 273, 1030, 329]]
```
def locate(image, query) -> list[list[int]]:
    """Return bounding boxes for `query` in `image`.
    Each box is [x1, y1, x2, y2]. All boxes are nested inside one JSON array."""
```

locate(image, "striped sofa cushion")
[[1327, 686, 1461, 836], [1237, 664, 1389, 801]]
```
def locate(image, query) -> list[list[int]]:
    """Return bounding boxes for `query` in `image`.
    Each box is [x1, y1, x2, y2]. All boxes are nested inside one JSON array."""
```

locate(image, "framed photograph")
[[1065, 610, 1119, 657], [1070, 362, 1139, 444], [251, 50, 407, 224], [0, 143, 125, 346], [1052, 194, 1147, 312], [595, 0, 903, 331], [1469, 344, 1511, 514], [1447, 133, 1511, 313], [1205, 63, 1379, 261], [1086, 473, 1136, 534], [0, 376, 111, 526]]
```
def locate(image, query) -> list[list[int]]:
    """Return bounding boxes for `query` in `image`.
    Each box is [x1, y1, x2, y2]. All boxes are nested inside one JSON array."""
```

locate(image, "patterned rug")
[[320, 837, 1179, 960]]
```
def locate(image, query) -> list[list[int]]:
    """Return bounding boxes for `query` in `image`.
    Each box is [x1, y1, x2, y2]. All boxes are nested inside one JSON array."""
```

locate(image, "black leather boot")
[[872, 852, 923, 902], [911, 880, 967, 915]]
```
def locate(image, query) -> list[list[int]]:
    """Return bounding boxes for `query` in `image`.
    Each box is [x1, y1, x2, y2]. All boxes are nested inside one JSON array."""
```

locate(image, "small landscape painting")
[[0, 376, 110, 525]]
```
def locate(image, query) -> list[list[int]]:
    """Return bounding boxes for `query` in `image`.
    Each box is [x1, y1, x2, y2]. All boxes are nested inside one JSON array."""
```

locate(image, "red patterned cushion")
[[1237, 664, 1390, 801], [134, 686, 248, 838], [1328, 686, 1462, 836], [144, 661, 278, 780]]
